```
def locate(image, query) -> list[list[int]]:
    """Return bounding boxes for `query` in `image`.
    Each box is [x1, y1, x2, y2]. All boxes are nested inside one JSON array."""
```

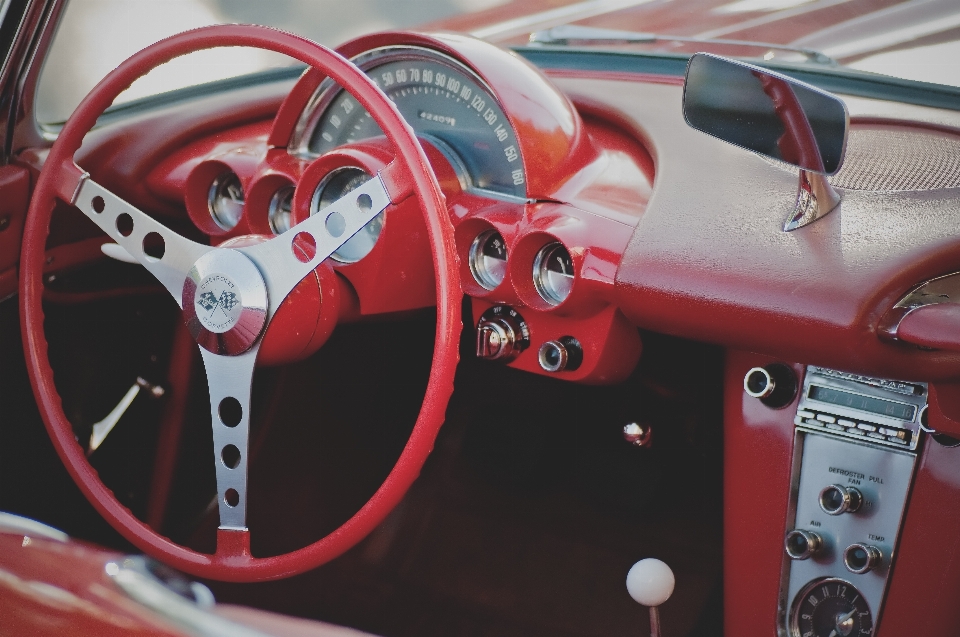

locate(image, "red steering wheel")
[[20, 24, 460, 582]]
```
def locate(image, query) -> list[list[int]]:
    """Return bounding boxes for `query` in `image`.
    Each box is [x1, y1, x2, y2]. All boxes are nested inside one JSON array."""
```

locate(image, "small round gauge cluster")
[[311, 167, 381, 263], [464, 227, 577, 308], [533, 242, 574, 306], [790, 578, 872, 637], [267, 185, 294, 235], [468, 230, 507, 290], [208, 172, 245, 231]]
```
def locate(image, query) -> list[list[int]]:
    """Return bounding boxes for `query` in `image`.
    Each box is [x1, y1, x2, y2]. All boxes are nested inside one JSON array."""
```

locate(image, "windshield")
[[36, 0, 510, 123], [36, 0, 960, 124]]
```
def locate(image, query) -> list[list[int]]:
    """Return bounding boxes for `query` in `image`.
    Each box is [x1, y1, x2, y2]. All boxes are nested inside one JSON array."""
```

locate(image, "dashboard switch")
[[475, 305, 529, 362], [743, 363, 797, 408], [844, 543, 882, 574], [819, 484, 863, 516], [537, 336, 583, 372], [784, 529, 823, 560]]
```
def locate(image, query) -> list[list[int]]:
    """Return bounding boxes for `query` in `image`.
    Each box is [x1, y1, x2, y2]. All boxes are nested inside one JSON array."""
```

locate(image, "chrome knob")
[[844, 543, 882, 574], [819, 484, 863, 516], [743, 363, 797, 408], [475, 306, 529, 362], [623, 422, 653, 448], [785, 529, 823, 560], [744, 367, 775, 398], [537, 336, 583, 372]]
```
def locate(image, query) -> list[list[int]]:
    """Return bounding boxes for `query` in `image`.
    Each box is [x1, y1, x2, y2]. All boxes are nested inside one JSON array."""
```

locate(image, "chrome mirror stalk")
[[782, 169, 842, 232]]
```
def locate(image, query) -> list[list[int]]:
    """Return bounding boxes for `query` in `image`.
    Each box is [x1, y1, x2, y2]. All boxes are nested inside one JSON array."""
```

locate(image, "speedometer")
[[300, 47, 526, 199]]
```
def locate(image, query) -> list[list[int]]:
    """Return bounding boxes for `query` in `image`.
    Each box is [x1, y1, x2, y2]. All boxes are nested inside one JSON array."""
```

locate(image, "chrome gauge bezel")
[[290, 46, 504, 159], [289, 45, 528, 201], [311, 166, 380, 263], [207, 172, 244, 231], [533, 242, 574, 306], [789, 577, 872, 637], [468, 229, 508, 291], [267, 185, 295, 235]]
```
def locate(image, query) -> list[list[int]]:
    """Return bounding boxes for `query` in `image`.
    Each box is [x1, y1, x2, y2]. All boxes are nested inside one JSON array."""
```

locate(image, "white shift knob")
[[626, 558, 675, 607]]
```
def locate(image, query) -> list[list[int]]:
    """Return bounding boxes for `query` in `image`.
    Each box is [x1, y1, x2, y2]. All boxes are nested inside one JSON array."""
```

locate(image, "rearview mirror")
[[683, 53, 848, 174], [682, 53, 849, 231]]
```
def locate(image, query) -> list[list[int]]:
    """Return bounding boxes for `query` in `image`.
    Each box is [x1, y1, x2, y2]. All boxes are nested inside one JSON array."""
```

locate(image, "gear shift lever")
[[626, 558, 675, 637]]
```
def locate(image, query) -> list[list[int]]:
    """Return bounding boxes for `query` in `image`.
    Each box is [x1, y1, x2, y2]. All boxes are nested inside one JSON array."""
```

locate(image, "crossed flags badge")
[[197, 290, 240, 316]]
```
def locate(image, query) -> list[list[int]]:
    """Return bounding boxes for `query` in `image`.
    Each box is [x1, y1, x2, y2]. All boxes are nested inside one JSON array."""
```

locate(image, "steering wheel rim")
[[20, 24, 461, 582]]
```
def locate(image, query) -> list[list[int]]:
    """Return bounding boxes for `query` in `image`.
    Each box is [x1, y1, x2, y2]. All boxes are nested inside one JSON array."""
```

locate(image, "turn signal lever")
[[627, 558, 675, 637]]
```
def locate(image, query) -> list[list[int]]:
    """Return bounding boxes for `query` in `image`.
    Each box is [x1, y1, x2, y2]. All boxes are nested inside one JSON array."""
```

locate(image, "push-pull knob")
[[785, 529, 824, 560], [627, 558, 675, 637], [819, 485, 863, 516], [538, 336, 583, 372], [743, 363, 797, 408], [844, 543, 882, 574]]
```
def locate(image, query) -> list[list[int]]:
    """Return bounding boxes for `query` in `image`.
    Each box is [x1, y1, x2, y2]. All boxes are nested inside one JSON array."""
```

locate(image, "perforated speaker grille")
[[830, 125, 960, 192]]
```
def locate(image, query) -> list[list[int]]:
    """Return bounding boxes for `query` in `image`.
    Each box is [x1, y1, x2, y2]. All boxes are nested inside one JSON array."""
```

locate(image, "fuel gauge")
[[469, 230, 508, 290]]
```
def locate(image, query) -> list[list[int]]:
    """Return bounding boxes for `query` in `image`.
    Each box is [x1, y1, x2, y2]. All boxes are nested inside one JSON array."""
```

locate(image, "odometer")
[[304, 48, 526, 198]]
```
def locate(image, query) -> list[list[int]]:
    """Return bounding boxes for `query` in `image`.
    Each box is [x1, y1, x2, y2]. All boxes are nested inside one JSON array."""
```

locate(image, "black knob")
[[743, 363, 797, 408]]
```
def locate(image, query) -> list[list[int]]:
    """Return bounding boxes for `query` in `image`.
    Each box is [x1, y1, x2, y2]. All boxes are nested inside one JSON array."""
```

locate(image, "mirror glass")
[[683, 53, 848, 175]]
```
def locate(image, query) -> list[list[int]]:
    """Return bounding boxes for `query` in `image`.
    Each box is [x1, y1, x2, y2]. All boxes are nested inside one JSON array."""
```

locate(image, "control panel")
[[777, 366, 926, 637]]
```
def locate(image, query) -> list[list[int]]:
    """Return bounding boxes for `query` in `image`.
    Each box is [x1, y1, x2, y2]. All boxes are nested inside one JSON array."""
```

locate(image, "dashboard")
[[13, 25, 960, 637]]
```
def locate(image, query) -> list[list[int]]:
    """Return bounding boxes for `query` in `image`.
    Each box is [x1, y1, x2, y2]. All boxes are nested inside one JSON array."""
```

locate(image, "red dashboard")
[[8, 22, 960, 637]]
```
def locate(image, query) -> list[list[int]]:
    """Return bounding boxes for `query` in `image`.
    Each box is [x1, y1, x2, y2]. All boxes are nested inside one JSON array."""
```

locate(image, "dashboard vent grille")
[[830, 126, 960, 192]]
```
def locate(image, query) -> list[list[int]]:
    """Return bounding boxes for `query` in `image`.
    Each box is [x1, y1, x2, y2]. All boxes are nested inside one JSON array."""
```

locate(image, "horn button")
[[182, 248, 268, 356]]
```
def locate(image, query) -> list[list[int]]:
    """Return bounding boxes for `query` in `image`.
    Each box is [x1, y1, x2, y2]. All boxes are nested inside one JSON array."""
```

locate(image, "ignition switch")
[[476, 305, 530, 362]]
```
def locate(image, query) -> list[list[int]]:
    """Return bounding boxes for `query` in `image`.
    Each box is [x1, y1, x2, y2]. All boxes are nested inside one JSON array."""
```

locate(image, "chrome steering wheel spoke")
[[72, 176, 213, 306], [198, 346, 258, 530], [237, 172, 392, 315]]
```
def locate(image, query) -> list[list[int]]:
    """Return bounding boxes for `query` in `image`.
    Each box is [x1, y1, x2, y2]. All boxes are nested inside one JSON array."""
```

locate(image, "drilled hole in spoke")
[[116, 213, 134, 237], [219, 397, 242, 427], [221, 444, 241, 469], [356, 193, 372, 212], [143, 232, 165, 261], [292, 231, 317, 263], [92, 196, 105, 213], [325, 211, 345, 238], [224, 488, 239, 507]]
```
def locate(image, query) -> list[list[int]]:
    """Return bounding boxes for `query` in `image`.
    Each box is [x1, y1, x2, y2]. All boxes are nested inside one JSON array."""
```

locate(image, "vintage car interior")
[[4, 1, 960, 636]]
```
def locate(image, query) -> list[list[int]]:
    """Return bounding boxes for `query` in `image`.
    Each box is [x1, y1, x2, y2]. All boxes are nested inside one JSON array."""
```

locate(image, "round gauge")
[[533, 242, 574, 306], [312, 167, 382, 263], [469, 230, 507, 290], [790, 578, 873, 637], [208, 172, 244, 230], [268, 185, 294, 235], [305, 48, 526, 198]]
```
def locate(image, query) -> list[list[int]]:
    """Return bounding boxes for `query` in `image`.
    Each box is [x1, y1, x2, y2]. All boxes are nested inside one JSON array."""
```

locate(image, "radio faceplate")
[[777, 366, 926, 637], [795, 366, 928, 452]]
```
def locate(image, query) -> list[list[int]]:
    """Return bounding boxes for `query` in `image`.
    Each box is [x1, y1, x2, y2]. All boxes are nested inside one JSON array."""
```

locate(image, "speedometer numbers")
[[791, 578, 873, 637], [308, 50, 526, 199]]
